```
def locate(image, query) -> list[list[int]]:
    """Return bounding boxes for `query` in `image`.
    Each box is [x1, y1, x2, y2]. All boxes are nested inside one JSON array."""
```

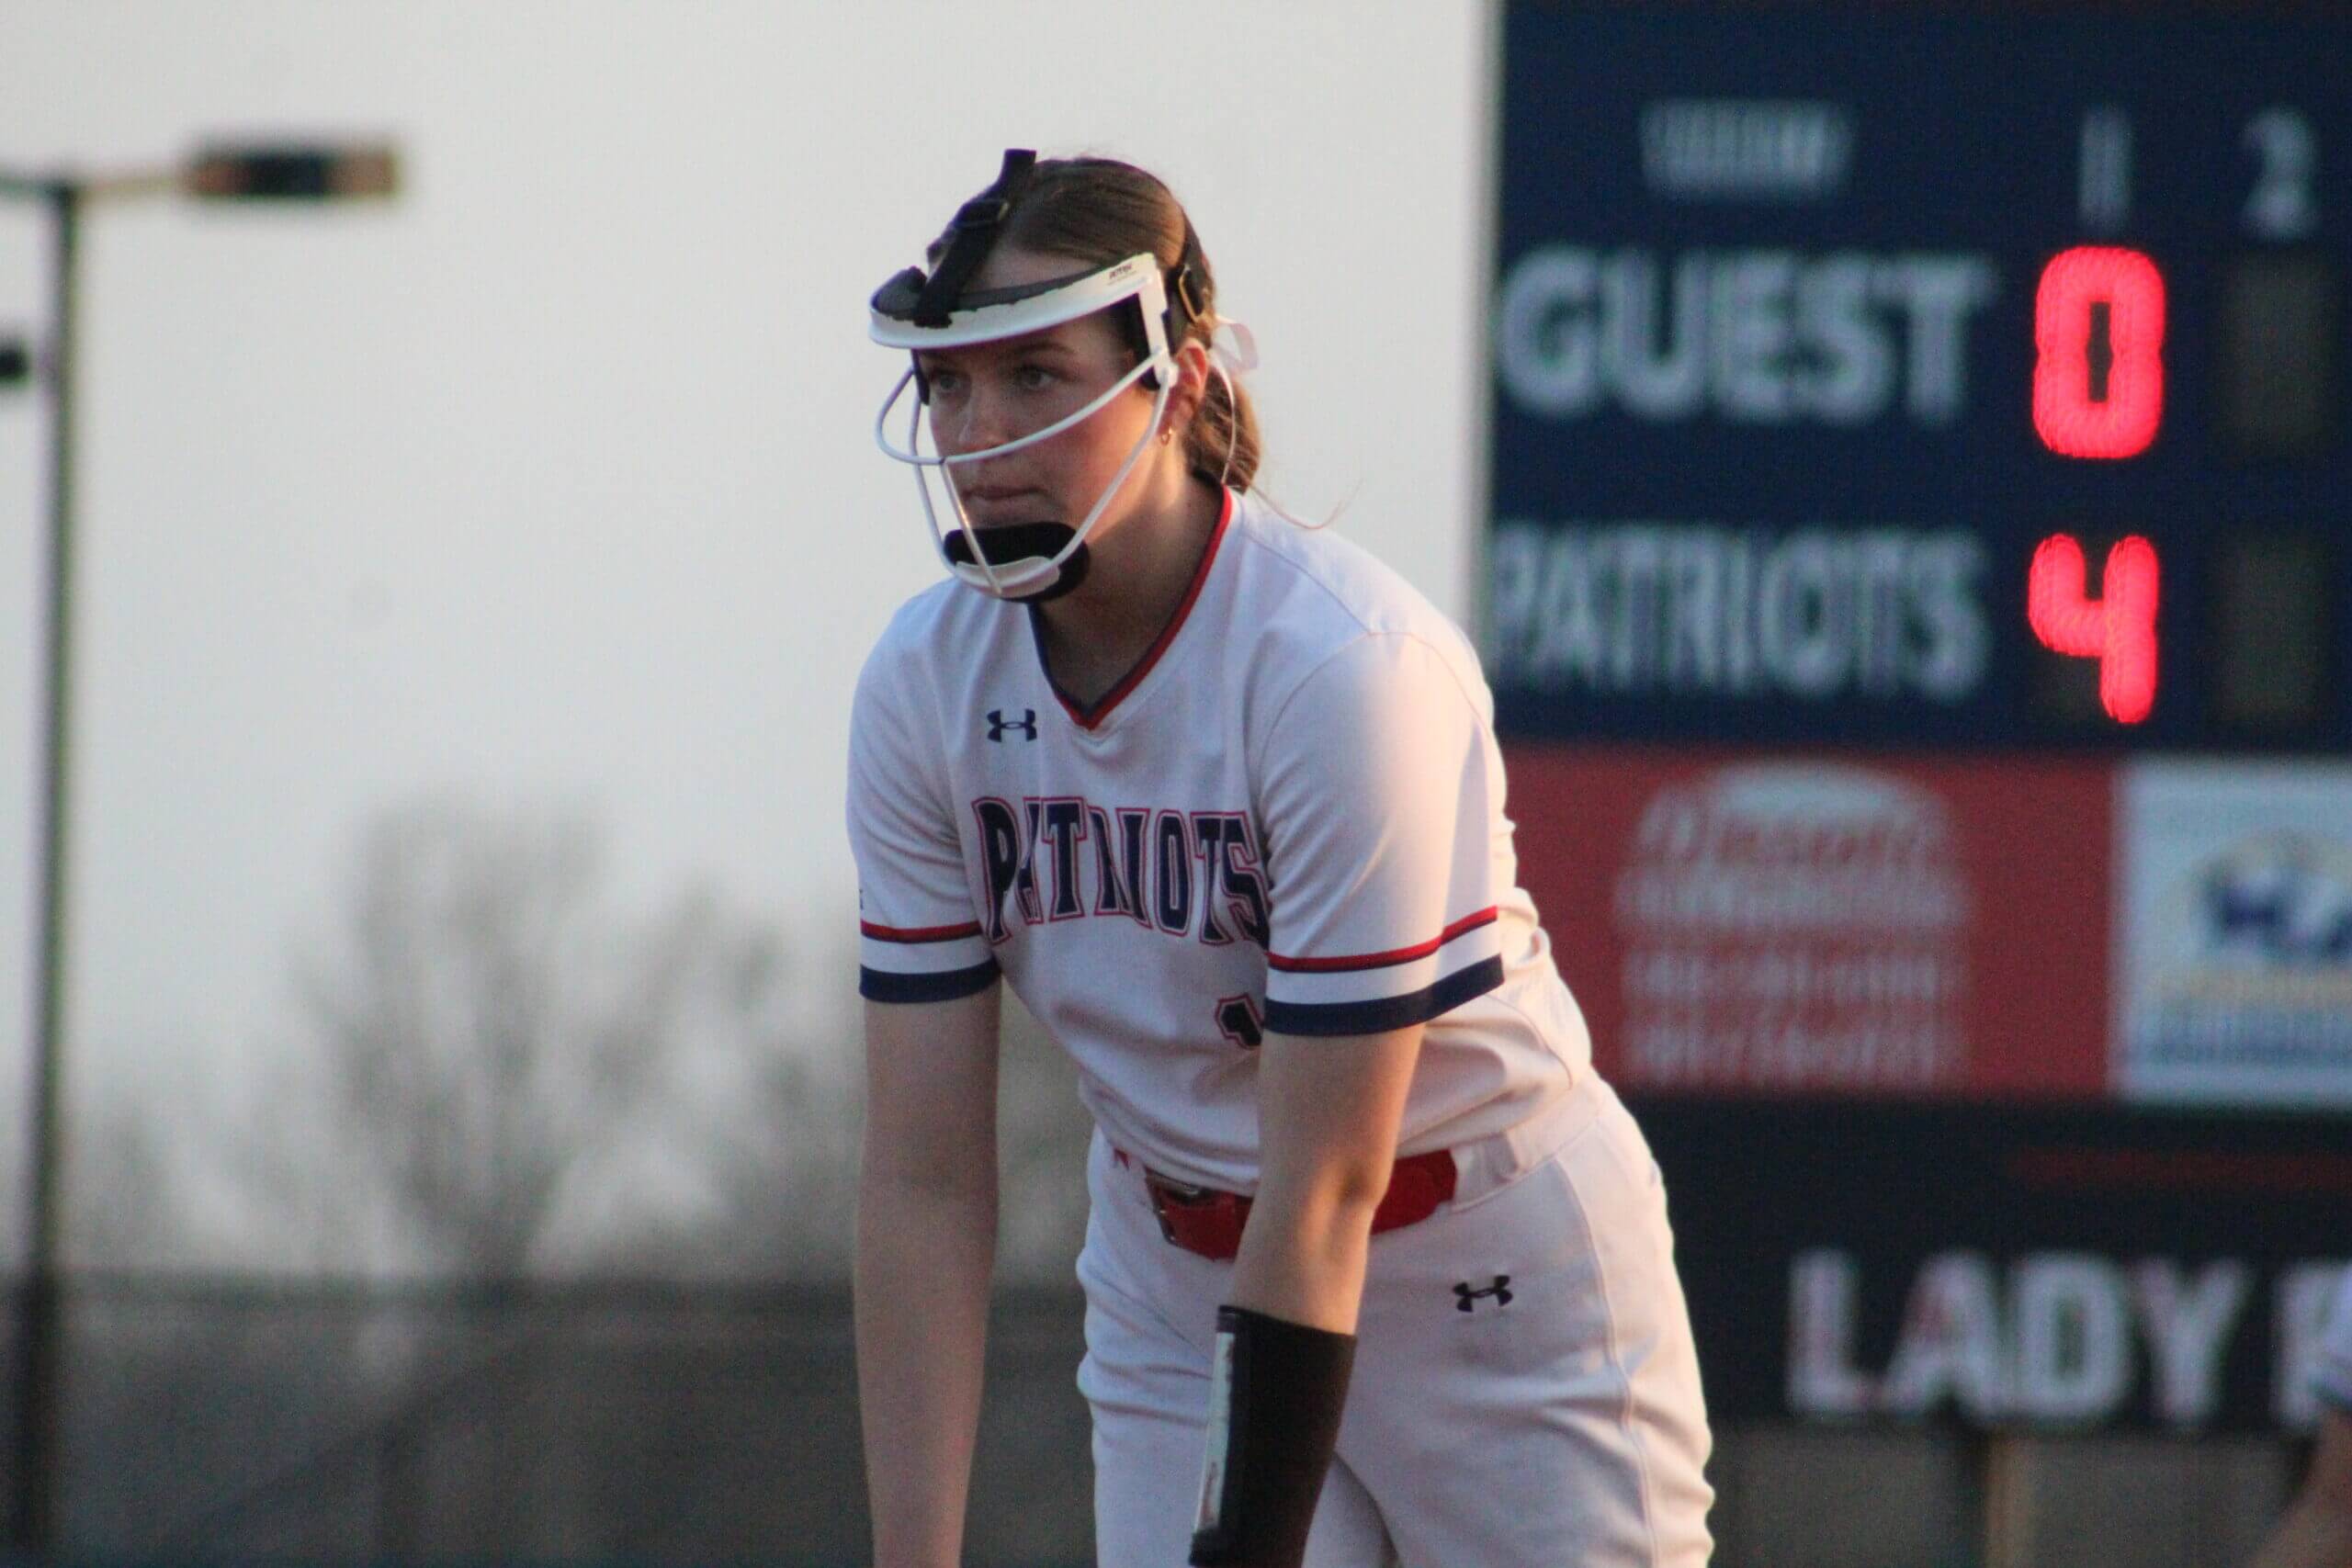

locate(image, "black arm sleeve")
[[1188, 1304, 1358, 1568]]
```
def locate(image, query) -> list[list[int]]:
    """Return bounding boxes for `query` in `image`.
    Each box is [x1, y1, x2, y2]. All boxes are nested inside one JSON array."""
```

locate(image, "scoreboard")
[[1486, 2, 2352, 1105], [1483, 4, 2352, 1433], [1487, 5, 2347, 753]]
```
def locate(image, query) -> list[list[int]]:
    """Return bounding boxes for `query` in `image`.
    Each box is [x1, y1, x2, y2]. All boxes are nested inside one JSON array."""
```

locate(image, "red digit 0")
[[2029, 533, 2160, 723], [2032, 246, 2166, 459]]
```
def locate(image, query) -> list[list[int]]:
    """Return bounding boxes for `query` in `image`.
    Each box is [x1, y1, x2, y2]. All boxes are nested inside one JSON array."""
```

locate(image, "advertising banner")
[[2117, 762, 2352, 1110], [1508, 744, 2111, 1100]]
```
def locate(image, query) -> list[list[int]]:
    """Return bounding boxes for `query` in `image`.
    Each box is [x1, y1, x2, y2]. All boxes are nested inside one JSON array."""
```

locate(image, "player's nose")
[[944, 379, 1023, 458]]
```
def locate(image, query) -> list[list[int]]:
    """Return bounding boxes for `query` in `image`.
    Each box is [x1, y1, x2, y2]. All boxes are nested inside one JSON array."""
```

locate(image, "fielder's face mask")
[[869, 149, 1193, 603]]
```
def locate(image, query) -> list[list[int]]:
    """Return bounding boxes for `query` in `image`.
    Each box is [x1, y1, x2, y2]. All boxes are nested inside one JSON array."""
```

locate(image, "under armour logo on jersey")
[[987, 707, 1037, 742], [1453, 1276, 1513, 1312]]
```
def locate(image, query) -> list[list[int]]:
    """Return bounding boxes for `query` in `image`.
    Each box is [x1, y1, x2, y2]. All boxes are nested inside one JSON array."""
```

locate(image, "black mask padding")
[[944, 525, 1091, 602], [911, 150, 1038, 328]]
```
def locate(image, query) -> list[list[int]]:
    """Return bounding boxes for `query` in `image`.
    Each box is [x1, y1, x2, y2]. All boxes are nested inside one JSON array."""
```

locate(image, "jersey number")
[[1216, 995, 1265, 1050]]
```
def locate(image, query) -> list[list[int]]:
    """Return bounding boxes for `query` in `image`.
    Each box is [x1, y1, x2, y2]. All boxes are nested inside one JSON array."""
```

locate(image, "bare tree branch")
[[259, 797, 827, 1280]]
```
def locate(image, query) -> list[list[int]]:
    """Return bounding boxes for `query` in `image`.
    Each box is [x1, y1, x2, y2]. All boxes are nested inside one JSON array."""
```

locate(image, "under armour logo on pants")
[[1453, 1276, 1513, 1311]]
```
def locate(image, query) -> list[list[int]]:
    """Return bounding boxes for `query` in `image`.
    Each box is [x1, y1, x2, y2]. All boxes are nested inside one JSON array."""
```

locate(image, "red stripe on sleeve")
[[1266, 907, 1498, 975], [861, 919, 984, 944]]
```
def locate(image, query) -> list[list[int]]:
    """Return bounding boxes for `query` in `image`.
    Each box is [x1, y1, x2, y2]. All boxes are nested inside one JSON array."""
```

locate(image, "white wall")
[[0, 0, 1493, 1253]]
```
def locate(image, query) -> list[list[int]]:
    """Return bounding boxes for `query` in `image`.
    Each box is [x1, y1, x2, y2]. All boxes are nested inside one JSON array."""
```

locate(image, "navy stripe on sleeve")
[[860, 959, 1001, 1005], [1261, 956, 1503, 1038]]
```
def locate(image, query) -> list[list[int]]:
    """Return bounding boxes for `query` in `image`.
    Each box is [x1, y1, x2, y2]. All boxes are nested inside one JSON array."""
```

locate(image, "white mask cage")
[[869, 254, 1179, 600]]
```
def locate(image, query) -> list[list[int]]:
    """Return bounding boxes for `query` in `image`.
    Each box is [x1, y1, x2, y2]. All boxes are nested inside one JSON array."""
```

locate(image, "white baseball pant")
[[1077, 1075, 1715, 1566]]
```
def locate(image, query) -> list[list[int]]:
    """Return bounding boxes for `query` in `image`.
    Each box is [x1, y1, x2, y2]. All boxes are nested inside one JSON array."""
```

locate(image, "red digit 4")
[[2029, 534, 2160, 724]]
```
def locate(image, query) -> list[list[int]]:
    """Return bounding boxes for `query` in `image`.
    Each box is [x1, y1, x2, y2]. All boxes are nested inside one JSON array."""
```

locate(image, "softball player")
[[849, 150, 1713, 1568], [2249, 1266, 2352, 1568]]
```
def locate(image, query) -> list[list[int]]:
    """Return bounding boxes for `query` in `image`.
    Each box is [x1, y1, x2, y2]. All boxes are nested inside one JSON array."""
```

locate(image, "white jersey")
[[848, 489, 1593, 1191]]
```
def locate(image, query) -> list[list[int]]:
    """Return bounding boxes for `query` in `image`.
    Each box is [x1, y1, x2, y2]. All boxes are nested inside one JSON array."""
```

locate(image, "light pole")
[[0, 141, 397, 1559]]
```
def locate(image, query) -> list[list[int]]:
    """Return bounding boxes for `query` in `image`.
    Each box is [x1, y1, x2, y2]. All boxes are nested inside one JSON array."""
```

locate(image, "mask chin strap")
[[944, 523, 1091, 603], [1204, 319, 1259, 491]]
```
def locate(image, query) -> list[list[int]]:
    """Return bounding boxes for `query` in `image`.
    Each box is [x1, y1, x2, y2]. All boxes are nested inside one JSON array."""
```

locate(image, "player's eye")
[[922, 365, 965, 398], [1013, 363, 1058, 391]]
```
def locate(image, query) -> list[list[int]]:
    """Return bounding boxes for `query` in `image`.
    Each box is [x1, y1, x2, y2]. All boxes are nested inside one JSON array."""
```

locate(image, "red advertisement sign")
[[1506, 745, 2113, 1100]]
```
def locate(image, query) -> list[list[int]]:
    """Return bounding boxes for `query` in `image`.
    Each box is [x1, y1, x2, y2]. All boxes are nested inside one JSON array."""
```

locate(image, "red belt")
[[1130, 1148, 1460, 1261]]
